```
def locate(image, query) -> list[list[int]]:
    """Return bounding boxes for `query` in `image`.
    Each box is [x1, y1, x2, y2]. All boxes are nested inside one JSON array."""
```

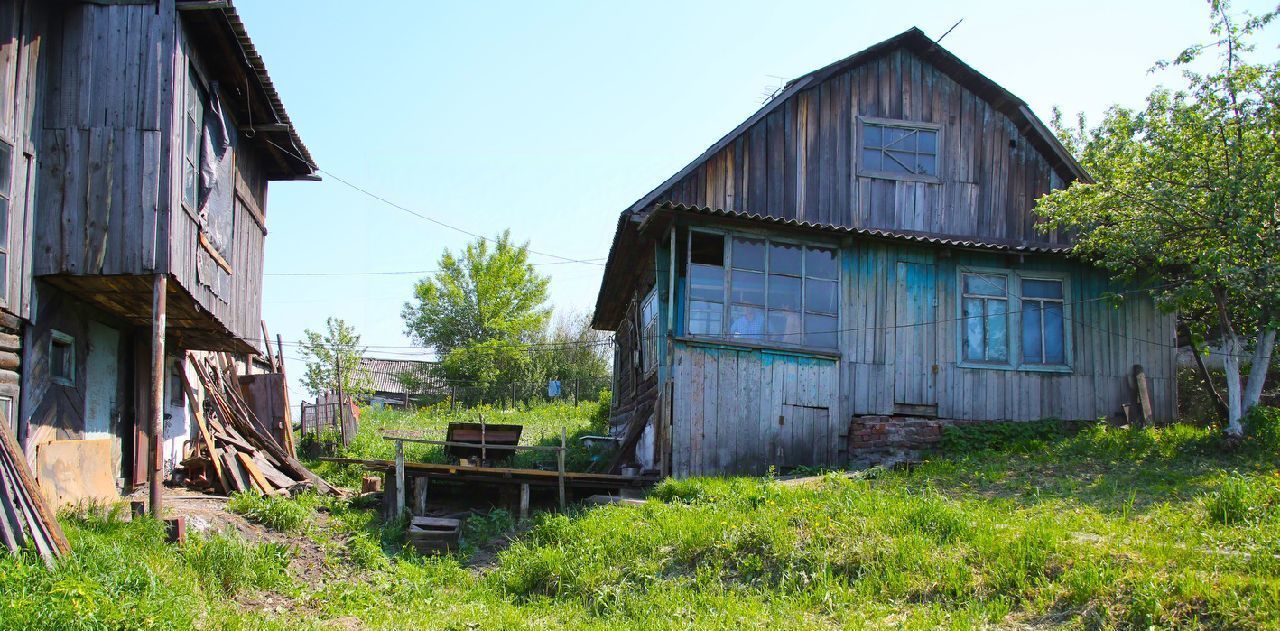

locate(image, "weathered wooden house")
[[0, 1, 314, 495], [355, 357, 443, 409], [594, 28, 1177, 477]]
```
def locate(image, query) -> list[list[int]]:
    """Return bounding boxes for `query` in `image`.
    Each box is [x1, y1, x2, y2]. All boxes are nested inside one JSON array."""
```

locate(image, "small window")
[[961, 273, 1009, 363], [1021, 278, 1066, 365], [51, 331, 75, 386], [860, 118, 940, 180], [170, 361, 186, 407], [640, 290, 658, 373], [0, 141, 11, 303], [182, 69, 204, 210], [688, 232, 725, 336]]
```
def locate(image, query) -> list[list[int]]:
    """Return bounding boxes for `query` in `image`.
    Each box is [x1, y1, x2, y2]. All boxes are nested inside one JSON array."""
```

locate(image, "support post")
[[394, 439, 405, 517], [519, 483, 530, 521], [149, 273, 167, 518], [412, 476, 428, 515], [557, 426, 566, 511], [335, 354, 347, 446], [479, 413, 487, 464]]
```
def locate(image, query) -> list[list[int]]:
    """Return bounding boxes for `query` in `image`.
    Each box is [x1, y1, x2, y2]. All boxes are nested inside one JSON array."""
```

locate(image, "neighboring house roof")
[[355, 357, 442, 396], [178, 0, 317, 179]]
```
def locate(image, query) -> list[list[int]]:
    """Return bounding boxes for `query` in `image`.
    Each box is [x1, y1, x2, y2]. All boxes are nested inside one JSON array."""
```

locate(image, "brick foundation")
[[847, 415, 948, 468]]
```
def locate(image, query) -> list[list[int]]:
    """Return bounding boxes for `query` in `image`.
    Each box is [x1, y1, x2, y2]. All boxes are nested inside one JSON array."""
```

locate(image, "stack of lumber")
[[0, 413, 69, 567], [179, 354, 337, 496]]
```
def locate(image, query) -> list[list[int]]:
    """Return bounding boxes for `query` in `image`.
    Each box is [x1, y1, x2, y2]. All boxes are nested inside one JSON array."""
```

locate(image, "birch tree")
[[1035, 1, 1278, 436]]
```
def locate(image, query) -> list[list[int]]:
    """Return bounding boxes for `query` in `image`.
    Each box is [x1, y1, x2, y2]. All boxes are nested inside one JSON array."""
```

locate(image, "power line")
[[263, 138, 605, 266], [265, 258, 604, 277]]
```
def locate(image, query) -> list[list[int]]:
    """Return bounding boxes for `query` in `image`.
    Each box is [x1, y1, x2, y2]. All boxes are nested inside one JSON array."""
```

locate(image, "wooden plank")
[[236, 451, 273, 494]]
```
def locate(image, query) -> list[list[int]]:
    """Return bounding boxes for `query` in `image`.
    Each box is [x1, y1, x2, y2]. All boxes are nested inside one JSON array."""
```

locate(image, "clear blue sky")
[[232, 0, 1276, 400]]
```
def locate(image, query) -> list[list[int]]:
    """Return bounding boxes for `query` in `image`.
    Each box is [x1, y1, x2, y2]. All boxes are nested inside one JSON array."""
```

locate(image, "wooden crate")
[[406, 516, 462, 555]]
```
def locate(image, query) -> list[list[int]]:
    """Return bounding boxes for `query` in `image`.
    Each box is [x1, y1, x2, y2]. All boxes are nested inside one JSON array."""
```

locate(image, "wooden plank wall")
[[842, 240, 1178, 422], [34, 1, 172, 278], [671, 342, 840, 477], [661, 48, 1067, 247]]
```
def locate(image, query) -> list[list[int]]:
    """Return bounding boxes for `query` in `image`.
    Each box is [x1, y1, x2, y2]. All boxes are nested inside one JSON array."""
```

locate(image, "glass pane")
[[767, 310, 801, 343], [1022, 278, 1063, 299], [1043, 302, 1065, 364], [987, 299, 1008, 361], [728, 305, 766, 340], [805, 246, 838, 280], [963, 273, 1006, 297], [769, 242, 803, 276], [0, 198, 8, 250], [805, 279, 838, 314], [642, 293, 657, 322], [1022, 300, 1043, 363], [863, 123, 882, 148], [963, 298, 985, 361], [861, 149, 881, 172], [768, 274, 801, 311], [731, 237, 765, 271], [730, 270, 765, 305], [183, 163, 197, 208], [0, 143, 11, 193], [882, 150, 913, 173], [689, 264, 724, 301], [805, 313, 838, 348], [916, 154, 937, 176], [918, 129, 937, 154], [689, 300, 723, 336], [884, 127, 914, 150], [690, 232, 724, 266], [0, 252, 7, 301]]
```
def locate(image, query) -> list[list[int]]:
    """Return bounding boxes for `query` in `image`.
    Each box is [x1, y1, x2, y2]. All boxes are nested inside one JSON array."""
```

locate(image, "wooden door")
[[893, 261, 937, 413], [84, 321, 122, 480], [777, 403, 834, 470]]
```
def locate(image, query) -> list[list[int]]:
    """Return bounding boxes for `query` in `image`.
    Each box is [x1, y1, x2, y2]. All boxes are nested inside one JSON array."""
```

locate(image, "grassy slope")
[[2, 411, 1278, 630]]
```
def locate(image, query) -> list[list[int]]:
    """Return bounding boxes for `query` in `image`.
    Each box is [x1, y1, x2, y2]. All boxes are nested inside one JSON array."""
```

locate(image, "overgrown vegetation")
[[5, 411, 1279, 629]]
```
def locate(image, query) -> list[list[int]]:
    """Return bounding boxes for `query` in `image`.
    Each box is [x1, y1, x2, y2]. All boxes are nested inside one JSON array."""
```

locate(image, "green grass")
[[3, 413, 1279, 629], [306, 398, 611, 488]]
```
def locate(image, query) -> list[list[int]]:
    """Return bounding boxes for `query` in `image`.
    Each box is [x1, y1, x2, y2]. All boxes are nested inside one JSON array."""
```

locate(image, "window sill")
[[958, 361, 1072, 374], [675, 335, 841, 360], [857, 170, 942, 185]]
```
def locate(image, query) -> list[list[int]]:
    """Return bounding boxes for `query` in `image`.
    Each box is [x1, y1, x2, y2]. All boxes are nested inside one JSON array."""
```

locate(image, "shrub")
[[1244, 405, 1280, 452]]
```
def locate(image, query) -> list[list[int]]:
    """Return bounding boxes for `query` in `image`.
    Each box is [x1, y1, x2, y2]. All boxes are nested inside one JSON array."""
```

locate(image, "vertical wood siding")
[[661, 49, 1067, 247], [671, 342, 840, 477]]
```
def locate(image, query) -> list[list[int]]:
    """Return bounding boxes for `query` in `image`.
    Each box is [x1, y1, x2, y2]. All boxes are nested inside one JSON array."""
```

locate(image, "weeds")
[[228, 491, 315, 533]]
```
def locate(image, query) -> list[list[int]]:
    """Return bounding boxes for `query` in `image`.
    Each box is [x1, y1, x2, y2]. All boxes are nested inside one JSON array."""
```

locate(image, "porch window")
[[182, 69, 204, 211], [687, 230, 839, 349], [859, 117, 941, 181], [51, 331, 75, 386], [1021, 278, 1066, 365], [961, 273, 1009, 363], [640, 289, 658, 373], [0, 140, 11, 303]]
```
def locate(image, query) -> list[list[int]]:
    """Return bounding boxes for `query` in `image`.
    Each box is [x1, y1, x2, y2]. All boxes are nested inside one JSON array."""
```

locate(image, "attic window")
[[858, 117, 941, 182]]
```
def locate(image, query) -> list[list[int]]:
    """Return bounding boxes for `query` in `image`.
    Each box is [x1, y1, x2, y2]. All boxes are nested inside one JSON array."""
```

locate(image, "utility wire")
[[263, 138, 605, 266]]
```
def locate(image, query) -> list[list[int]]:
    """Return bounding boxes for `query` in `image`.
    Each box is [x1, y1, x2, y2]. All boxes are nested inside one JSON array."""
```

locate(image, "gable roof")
[[356, 357, 443, 395], [626, 27, 1087, 216]]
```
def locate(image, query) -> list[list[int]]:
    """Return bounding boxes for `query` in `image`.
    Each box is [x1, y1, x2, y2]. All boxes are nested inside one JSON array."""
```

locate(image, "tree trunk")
[[1242, 327, 1276, 415], [1184, 325, 1229, 422], [1223, 334, 1244, 437]]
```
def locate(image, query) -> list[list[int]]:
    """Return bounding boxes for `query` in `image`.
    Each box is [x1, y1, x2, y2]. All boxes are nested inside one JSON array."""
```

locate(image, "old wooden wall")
[[33, 1, 266, 347], [35, 1, 173, 279], [659, 48, 1068, 247], [671, 342, 841, 477], [840, 240, 1177, 422]]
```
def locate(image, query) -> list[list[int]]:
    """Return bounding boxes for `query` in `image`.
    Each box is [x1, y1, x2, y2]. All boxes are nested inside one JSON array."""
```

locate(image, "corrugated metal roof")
[[355, 357, 442, 395], [656, 202, 1072, 254]]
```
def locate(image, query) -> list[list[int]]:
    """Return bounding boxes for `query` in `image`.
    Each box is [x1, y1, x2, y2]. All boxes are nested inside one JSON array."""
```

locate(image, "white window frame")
[[1019, 276, 1069, 368], [640, 289, 658, 375], [684, 227, 841, 352], [856, 116, 944, 184], [956, 266, 1073, 373]]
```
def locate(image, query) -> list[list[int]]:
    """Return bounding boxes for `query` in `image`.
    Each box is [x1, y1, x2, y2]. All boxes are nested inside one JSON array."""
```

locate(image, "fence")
[[369, 376, 613, 412]]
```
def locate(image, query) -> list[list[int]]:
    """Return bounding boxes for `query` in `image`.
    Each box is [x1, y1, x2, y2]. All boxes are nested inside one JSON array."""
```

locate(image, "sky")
[[231, 0, 1278, 401]]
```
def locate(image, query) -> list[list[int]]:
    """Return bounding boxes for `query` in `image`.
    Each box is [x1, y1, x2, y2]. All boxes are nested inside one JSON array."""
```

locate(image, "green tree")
[[402, 231, 552, 393], [1036, 2, 1278, 436], [298, 317, 371, 399], [531, 311, 612, 397]]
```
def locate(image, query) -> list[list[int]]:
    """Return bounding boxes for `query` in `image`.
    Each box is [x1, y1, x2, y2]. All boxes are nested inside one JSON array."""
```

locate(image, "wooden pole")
[[150, 273, 167, 518], [557, 426, 566, 511], [519, 483, 530, 521], [335, 354, 347, 446], [479, 413, 487, 464], [260, 321, 276, 371], [394, 439, 405, 517]]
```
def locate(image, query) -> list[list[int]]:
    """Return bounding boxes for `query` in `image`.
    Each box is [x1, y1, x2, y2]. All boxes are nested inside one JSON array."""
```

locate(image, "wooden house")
[[355, 357, 444, 409], [0, 1, 315, 495], [594, 28, 1177, 477]]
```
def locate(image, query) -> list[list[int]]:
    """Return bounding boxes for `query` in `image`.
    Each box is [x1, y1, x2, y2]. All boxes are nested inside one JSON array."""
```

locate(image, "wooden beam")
[[198, 233, 233, 274], [175, 1, 231, 10], [150, 274, 167, 517], [239, 123, 291, 133]]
